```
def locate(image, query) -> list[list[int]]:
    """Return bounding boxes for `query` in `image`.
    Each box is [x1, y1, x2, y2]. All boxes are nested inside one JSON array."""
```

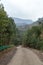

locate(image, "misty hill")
[[17, 21, 39, 31], [13, 17, 40, 31], [13, 17, 43, 32], [14, 18, 33, 26], [13, 17, 43, 40]]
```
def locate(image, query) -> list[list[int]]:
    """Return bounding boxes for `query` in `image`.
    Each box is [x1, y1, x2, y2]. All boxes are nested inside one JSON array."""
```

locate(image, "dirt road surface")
[[7, 46, 43, 65]]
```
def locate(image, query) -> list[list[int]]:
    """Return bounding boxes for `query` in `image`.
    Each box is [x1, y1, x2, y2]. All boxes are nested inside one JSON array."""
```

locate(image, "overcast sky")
[[0, 0, 43, 21]]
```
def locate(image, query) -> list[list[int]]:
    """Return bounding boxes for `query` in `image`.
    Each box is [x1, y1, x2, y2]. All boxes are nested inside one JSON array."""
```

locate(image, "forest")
[[0, 4, 43, 51], [22, 21, 43, 51], [0, 4, 18, 51]]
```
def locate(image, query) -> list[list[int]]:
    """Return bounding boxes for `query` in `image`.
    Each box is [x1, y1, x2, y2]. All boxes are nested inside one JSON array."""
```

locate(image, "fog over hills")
[[14, 17, 33, 26], [13, 17, 39, 31]]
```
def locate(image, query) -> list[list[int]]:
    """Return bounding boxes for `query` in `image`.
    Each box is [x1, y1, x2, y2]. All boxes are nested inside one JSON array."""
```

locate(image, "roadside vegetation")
[[0, 4, 19, 51], [0, 3, 43, 52], [22, 19, 43, 51]]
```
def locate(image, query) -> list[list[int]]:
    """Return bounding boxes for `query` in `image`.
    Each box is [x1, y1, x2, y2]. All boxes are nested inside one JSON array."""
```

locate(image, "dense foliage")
[[0, 3, 43, 51], [22, 18, 43, 51], [0, 4, 17, 46]]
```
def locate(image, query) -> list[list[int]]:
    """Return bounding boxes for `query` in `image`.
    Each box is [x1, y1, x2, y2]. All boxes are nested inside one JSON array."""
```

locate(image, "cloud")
[[1, 0, 43, 21]]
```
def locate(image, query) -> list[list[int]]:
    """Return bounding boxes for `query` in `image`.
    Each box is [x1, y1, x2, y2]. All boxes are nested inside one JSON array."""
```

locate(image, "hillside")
[[14, 17, 33, 26], [14, 18, 41, 31], [14, 18, 39, 31]]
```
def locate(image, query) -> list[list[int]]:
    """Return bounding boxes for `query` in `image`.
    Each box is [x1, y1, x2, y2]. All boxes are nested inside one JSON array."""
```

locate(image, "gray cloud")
[[1, 0, 43, 21]]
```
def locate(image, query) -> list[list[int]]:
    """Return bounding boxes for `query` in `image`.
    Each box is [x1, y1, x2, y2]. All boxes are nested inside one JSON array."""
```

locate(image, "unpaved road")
[[7, 46, 43, 65]]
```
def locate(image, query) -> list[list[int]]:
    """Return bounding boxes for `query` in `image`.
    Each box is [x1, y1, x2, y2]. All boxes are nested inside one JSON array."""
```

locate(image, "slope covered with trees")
[[22, 18, 43, 51], [0, 3, 43, 51], [0, 4, 18, 50]]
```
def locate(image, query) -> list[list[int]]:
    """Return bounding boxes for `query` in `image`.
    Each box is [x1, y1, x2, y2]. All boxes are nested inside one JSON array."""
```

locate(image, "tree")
[[0, 4, 16, 46]]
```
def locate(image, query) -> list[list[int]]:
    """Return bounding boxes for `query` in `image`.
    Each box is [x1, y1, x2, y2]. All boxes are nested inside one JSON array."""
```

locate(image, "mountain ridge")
[[13, 17, 39, 31], [13, 17, 33, 26]]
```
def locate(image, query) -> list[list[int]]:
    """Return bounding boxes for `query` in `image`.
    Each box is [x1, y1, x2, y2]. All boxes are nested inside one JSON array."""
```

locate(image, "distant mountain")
[[13, 17, 33, 26], [13, 17, 41, 32], [13, 17, 40, 31], [13, 17, 42, 36], [17, 21, 40, 31], [13, 17, 43, 40], [29, 21, 39, 28]]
